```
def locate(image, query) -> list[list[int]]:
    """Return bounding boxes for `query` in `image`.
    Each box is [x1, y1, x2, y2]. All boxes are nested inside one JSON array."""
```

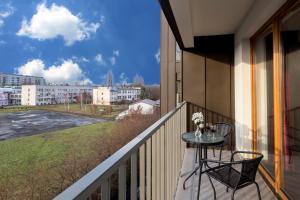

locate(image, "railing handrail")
[[54, 101, 186, 200]]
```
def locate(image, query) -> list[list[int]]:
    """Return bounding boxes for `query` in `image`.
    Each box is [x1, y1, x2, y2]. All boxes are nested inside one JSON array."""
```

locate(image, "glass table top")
[[181, 131, 225, 146]]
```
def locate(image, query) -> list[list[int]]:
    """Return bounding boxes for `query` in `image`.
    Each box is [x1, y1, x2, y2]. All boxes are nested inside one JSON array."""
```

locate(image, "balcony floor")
[[175, 148, 276, 200]]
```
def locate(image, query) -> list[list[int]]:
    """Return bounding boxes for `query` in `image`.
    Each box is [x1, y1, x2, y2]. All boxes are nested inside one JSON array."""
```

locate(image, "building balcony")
[[54, 102, 273, 200]]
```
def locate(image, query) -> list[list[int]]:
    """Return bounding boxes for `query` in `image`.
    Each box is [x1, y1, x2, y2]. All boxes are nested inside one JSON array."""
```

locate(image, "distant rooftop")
[[0, 72, 44, 79], [133, 99, 159, 106]]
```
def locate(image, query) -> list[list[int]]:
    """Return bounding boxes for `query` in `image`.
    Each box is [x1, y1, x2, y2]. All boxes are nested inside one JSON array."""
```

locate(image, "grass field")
[[0, 121, 115, 182], [0, 103, 128, 119]]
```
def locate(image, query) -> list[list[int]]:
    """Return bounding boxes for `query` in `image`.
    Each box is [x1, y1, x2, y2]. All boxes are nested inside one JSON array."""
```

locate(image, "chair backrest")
[[215, 122, 232, 144], [240, 154, 263, 183]]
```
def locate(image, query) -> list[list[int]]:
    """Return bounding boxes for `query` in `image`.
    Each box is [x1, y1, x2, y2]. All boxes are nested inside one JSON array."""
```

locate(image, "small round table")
[[181, 131, 225, 199]]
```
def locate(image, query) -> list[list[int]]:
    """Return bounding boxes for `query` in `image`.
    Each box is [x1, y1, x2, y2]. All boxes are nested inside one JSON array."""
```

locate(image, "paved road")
[[0, 110, 104, 140]]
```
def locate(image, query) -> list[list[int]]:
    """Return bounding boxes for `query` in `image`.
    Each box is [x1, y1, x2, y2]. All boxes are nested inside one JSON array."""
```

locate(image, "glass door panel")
[[280, 6, 300, 198], [254, 29, 275, 178]]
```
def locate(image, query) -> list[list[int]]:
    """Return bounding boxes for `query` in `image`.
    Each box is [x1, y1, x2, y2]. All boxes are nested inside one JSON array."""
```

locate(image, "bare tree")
[[106, 70, 113, 87], [133, 74, 144, 87]]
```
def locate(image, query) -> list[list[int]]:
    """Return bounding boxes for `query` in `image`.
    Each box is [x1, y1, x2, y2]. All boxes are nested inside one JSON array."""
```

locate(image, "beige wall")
[[21, 85, 37, 106], [182, 50, 233, 119], [93, 87, 111, 105], [206, 58, 231, 117], [160, 10, 176, 115], [182, 51, 205, 107]]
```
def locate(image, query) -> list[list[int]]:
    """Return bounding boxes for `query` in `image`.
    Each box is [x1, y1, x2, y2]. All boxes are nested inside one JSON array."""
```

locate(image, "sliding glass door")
[[280, 6, 300, 198], [253, 29, 275, 178]]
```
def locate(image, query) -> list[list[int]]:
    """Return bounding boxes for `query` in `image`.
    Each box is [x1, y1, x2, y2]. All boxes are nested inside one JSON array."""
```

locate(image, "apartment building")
[[21, 85, 92, 106], [93, 87, 118, 105], [0, 88, 9, 107], [8, 86, 22, 105], [0, 73, 46, 87], [93, 86, 141, 105]]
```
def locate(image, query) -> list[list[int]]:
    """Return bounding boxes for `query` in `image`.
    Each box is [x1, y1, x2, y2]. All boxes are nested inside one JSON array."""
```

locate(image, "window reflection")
[[281, 7, 300, 198], [254, 29, 275, 177]]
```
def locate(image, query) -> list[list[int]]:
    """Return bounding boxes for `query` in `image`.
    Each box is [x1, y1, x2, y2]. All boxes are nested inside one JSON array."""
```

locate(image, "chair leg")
[[231, 190, 236, 200], [254, 182, 262, 200], [219, 146, 223, 166], [207, 175, 216, 200], [213, 147, 215, 157], [195, 146, 198, 163], [226, 187, 229, 192]]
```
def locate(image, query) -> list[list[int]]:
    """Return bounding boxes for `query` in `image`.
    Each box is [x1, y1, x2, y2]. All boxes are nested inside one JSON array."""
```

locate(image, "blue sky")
[[0, 0, 160, 85]]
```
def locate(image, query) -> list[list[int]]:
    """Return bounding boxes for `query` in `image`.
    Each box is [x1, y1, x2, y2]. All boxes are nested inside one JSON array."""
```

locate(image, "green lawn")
[[0, 121, 115, 182], [0, 103, 128, 119]]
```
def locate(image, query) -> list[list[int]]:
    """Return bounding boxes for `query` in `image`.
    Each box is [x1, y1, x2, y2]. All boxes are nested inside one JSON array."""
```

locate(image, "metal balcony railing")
[[54, 102, 187, 200]]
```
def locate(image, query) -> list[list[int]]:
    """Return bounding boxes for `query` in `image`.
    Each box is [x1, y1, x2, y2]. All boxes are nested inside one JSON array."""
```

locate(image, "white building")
[[93, 86, 141, 105], [0, 88, 10, 107], [117, 99, 159, 119], [93, 87, 118, 105], [0, 73, 46, 87], [9, 86, 22, 105], [21, 85, 92, 106]]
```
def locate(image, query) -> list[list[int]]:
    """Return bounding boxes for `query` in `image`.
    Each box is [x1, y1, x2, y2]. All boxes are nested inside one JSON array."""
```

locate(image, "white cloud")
[[109, 50, 120, 65], [0, 3, 15, 28], [17, 59, 92, 84], [119, 72, 128, 84], [72, 56, 89, 63], [95, 53, 106, 65], [155, 49, 160, 64], [16, 2, 103, 46], [113, 50, 120, 57], [109, 57, 116, 65]]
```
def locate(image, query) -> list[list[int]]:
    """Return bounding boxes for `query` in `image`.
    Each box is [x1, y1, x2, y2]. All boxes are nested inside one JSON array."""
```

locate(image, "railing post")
[[131, 152, 137, 200], [146, 139, 152, 200], [118, 163, 126, 200], [139, 145, 146, 200], [101, 178, 110, 200]]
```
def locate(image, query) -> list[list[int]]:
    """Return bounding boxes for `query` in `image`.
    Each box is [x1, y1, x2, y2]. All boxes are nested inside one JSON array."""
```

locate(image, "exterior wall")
[[0, 92, 9, 106], [93, 86, 141, 105], [93, 87, 112, 105], [21, 85, 92, 106], [9, 86, 22, 105], [182, 51, 205, 107], [0, 73, 46, 87], [160, 10, 177, 115], [234, 0, 287, 151], [22, 85, 37, 106]]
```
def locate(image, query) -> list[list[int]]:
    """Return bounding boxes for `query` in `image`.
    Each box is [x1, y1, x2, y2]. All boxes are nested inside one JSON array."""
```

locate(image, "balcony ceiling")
[[168, 0, 254, 48]]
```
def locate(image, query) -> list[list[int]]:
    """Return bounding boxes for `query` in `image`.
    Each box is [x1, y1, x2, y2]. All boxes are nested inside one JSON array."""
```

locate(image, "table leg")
[[197, 159, 203, 200], [183, 145, 202, 189]]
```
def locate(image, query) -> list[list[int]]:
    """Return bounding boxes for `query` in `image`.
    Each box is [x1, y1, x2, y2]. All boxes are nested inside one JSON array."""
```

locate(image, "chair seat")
[[207, 165, 251, 189]]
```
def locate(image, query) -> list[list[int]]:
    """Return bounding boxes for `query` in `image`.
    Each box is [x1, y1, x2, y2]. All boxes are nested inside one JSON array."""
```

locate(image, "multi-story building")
[[93, 86, 141, 105], [0, 88, 9, 107], [8, 86, 22, 105], [0, 73, 46, 87], [93, 87, 117, 105], [0, 86, 22, 106], [21, 85, 92, 106]]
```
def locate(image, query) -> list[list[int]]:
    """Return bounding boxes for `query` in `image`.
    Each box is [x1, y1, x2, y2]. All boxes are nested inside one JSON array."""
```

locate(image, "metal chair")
[[212, 122, 232, 161], [200, 151, 263, 200]]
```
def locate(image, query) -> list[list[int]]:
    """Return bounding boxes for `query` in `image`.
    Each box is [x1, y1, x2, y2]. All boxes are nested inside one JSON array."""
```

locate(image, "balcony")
[[54, 101, 274, 200]]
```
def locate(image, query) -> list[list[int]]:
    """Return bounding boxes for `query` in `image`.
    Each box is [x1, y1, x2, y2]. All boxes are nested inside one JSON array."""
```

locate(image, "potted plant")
[[192, 112, 205, 137]]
